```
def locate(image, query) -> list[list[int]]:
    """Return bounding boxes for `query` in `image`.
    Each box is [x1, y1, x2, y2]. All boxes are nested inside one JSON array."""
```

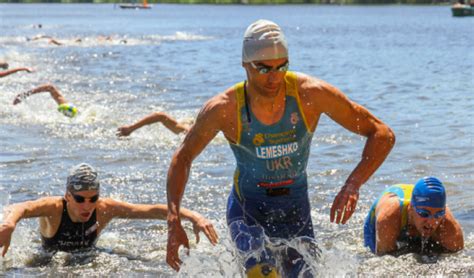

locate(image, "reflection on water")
[[1, 3, 473, 276]]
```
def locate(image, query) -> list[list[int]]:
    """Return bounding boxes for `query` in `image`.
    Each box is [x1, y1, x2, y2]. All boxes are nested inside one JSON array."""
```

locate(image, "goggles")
[[70, 191, 99, 204], [415, 207, 445, 219], [250, 61, 289, 75]]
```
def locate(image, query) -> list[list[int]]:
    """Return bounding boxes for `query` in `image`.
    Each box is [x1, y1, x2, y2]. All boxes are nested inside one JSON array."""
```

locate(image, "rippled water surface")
[[0, 4, 473, 276]]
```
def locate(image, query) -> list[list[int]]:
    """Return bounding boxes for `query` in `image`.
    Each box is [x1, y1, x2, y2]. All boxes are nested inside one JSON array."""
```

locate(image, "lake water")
[[0, 3, 473, 276]]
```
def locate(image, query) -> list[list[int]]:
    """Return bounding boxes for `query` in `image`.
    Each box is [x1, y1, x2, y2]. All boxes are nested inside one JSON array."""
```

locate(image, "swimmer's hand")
[[23, 68, 34, 73], [12, 91, 32, 105], [116, 126, 133, 137], [330, 184, 360, 224], [191, 213, 218, 246], [0, 222, 15, 257], [167, 219, 189, 271]]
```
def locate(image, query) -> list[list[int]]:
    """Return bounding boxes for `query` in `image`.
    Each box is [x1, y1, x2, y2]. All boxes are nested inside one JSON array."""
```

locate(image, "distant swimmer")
[[0, 62, 8, 69], [166, 19, 395, 276], [13, 84, 78, 118], [364, 177, 464, 257], [97, 35, 126, 44], [0, 67, 34, 78], [97, 35, 113, 42], [117, 112, 191, 137], [28, 35, 63, 46], [0, 163, 217, 256], [28, 35, 52, 41]]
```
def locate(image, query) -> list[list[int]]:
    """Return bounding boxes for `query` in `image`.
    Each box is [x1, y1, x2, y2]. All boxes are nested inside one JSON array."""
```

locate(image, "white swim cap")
[[242, 19, 288, 63]]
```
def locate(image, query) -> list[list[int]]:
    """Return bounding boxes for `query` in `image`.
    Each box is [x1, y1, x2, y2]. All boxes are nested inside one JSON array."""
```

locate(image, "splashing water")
[[178, 220, 358, 277]]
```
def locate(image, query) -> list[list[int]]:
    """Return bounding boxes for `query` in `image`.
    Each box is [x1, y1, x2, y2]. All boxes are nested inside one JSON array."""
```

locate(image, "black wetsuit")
[[41, 199, 98, 252]]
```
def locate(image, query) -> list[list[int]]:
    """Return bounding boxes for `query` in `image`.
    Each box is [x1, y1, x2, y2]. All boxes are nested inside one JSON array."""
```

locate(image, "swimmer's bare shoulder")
[[190, 86, 238, 143]]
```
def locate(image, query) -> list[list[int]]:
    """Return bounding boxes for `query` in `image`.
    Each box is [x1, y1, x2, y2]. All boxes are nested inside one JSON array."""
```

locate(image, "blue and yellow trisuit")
[[363, 184, 414, 253], [226, 71, 315, 272]]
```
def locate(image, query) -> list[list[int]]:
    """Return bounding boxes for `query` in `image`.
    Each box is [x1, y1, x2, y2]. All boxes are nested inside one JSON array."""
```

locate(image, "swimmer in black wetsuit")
[[0, 163, 218, 256]]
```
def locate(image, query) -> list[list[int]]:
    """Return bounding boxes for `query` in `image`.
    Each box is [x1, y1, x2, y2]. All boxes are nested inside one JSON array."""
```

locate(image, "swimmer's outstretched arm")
[[98, 199, 218, 245], [0, 67, 34, 78], [116, 112, 190, 137], [0, 197, 60, 257], [13, 83, 67, 105]]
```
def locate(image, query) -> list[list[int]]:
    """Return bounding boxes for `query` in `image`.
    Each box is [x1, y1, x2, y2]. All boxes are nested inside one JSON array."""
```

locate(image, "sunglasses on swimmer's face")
[[70, 192, 99, 203], [415, 207, 445, 219], [250, 61, 289, 75]]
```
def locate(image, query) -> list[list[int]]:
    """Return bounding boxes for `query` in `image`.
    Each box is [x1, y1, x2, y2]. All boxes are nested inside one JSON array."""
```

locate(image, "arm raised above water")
[[13, 83, 67, 105], [117, 111, 190, 137], [0, 67, 34, 78]]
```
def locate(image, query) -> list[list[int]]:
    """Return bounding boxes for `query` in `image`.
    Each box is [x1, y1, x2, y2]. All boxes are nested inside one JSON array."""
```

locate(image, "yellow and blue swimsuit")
[[363, 184, 414, 253], [227, 72, 316, 276]]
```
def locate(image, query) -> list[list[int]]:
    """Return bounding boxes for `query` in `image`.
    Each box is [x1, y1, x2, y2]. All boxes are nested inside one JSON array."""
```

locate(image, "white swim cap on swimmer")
[[242, 19, 288, 63], [66, 163, 100, 192]]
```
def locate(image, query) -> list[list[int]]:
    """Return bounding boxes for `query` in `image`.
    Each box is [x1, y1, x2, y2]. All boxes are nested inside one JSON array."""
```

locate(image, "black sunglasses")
[[70, 192, 99, 203]]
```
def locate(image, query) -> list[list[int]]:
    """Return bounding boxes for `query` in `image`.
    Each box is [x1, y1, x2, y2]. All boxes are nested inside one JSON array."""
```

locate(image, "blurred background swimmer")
[[0, 163, 217, 256], [13, 83, 78, 118], [117, 112, 192, 137], [0, 62, 9, 69], [27, 35, 64, 46], [364, 176, 464, 257]]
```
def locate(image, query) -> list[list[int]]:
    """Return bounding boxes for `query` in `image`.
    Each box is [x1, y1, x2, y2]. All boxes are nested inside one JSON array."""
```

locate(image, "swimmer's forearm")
[[345, 125, 395, 190], [32, 84, 66, 105], [133, 204, 204, 222], [166, 151, 192, 223], [433, 213, 464, 252], [0, 68, 27, 78], [122, 112, 165, 135], [130, 112, 187, 135], [144, 203, 198, 222], [130, 112, 163, 130], [14, 84, 66, 106], [157, 113, 188, 134], [179, 207, 204, 224], [2, 204, 28, 227]]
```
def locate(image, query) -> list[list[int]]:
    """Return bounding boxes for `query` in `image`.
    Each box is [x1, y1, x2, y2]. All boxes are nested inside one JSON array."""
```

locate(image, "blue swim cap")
[[411, 177, 446, 208]]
